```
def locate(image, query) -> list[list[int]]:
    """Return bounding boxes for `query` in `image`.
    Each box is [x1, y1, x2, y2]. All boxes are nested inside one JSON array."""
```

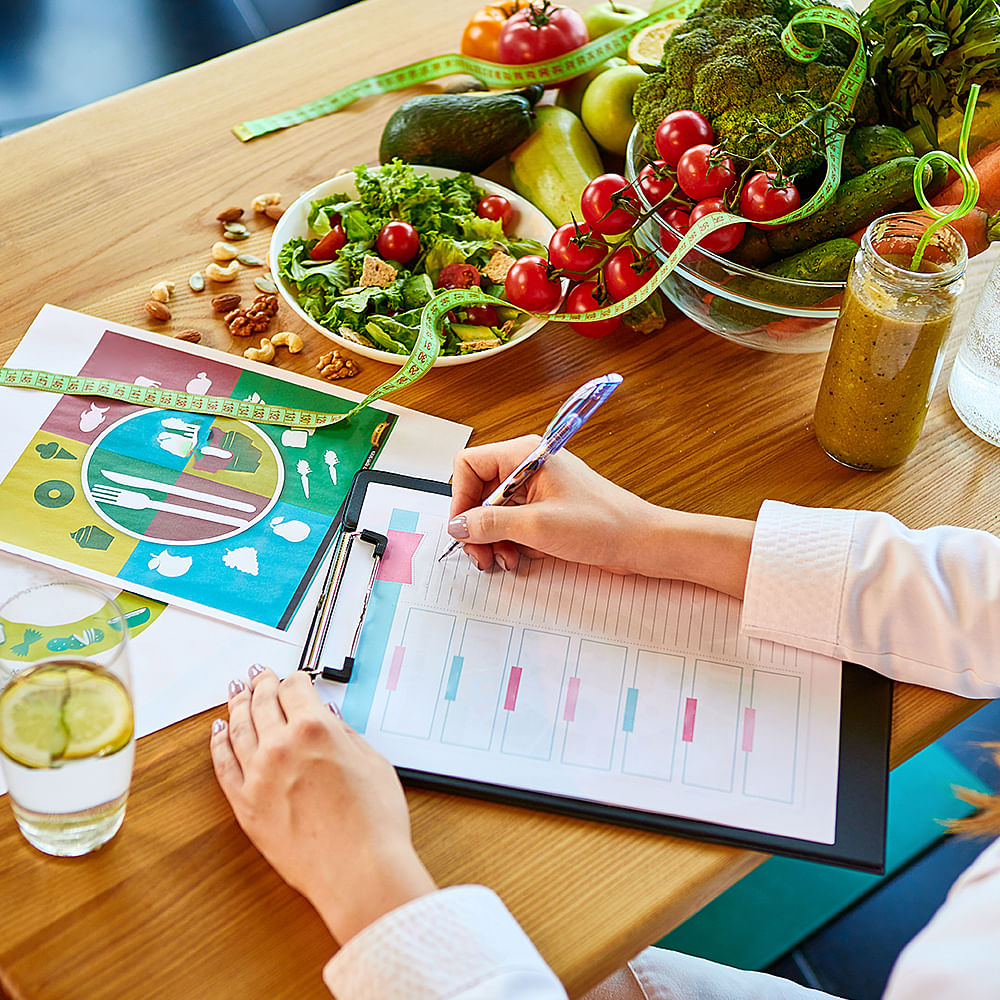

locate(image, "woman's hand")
[[210, 666, 436, 944]]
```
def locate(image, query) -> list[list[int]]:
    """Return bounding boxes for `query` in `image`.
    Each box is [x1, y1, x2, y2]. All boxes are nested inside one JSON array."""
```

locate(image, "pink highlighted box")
[[386, 645, 405, 691], [503, 666, 522, 711], [563, 676, 581, 722], [682, 697, 697, 742], [742, 707, 756, 752]]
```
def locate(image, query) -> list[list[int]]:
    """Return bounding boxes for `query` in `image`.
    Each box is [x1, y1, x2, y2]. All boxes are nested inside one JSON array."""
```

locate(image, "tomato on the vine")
[[637, 161, 686, 212], [436, 263, 481, 289], [738, 171, 801, 226], [309, 225, 346, 261], [477, 194, 516, 231], [689, 197, 745, 254], [505, 254, 563, 311], [376, 221, 420, 264], [547, 221, 607, 280], [565, 282, 619, 338], [654, 110, 713, 168], [676, 144, 738, 201], [603, 245, 658, 301], [580, 173, 640, 236], [658, 208, 690, 254], [497, 1, 588, 81], [461, 1, 531, 61]]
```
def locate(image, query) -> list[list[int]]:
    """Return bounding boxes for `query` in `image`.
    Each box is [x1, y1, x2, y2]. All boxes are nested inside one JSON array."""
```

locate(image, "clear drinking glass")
[[0, 581, 133, 857]]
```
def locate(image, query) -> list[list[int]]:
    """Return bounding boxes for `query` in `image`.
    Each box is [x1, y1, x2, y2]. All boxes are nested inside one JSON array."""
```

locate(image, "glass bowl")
[[624, 127, 847, 354]]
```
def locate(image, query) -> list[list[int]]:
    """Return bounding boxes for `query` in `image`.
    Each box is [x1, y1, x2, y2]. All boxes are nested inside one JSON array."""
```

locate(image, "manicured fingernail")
[[448, 515, 469, 540], [228, 679, 245, 698], [328, 702, 343, 718], [248, 663, 266, 679], [466, 551, 480, 571], [211, 718, 226, 735], [495, 553, 508, 572]]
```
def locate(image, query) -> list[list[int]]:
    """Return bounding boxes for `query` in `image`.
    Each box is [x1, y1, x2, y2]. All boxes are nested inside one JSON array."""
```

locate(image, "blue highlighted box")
[[623, 687, 639, 732]]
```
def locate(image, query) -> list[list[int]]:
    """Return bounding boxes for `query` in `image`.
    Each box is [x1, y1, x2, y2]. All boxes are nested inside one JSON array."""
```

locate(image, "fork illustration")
[[90, 484, 250, 527], [11, 628, 42, 657]]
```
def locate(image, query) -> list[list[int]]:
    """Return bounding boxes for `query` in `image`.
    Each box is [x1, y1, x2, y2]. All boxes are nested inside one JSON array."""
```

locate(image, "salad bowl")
[[269, 165, 556, 368]]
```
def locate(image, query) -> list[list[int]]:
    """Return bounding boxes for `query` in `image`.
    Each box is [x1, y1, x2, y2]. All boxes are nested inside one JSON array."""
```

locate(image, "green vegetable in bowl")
[[632, 0, 878, 177]]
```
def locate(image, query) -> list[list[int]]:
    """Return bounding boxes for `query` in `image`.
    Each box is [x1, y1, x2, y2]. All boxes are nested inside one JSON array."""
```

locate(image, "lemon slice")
[[0, 664, 132, 768], [627, 21, 683, 65]]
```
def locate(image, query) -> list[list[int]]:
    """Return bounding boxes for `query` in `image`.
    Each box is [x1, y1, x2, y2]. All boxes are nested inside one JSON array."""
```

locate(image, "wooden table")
[[0, 2, 997, 997]]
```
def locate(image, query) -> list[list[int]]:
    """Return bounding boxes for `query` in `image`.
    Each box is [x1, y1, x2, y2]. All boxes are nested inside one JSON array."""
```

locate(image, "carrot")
[[850, 206, 1000, 257], [933, 141, 1000, 214]]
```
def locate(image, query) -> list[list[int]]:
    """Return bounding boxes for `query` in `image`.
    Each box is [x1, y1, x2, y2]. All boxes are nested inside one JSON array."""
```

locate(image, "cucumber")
[[710, 238, 857, 329], [841, 125, 914, 178], [766, 157, 932, 257]]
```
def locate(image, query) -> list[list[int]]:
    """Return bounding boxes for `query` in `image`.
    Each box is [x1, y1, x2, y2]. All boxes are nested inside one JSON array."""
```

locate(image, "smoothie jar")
[[814, 213, 967, 471]]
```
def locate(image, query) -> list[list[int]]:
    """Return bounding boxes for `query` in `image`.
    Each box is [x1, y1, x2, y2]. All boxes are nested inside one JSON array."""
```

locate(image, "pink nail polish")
[[248, 663, 266, 679], [211, 718, 226, 735], [448, 515, 470, 539], [494, 553, 508, 572], [466, 551, 480, 571], [228, 679, 245, 698]]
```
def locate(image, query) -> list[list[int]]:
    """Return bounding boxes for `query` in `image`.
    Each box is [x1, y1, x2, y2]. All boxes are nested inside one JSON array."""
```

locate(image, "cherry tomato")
[[547, 221, 607, 280], [658, 209, 691, 254], [654, 110, 714, 168], [689, 197, 745, 254], [676, 144, 738, 201], [497, 2, 588, 83], [603, 245, 659, 301], [436, 263, 481, 289], [738, 171, 801, 226], [565, 282, 619, 338], [309, 225, 346, 261], [462, 304, 500, 326], [477, 194, 516, 231], [376, 221, 420, 264], [580, 173, 640, 236], [504, 254, 563, 312], [461, 1, 531, 61], [637, 161, 686, 212]]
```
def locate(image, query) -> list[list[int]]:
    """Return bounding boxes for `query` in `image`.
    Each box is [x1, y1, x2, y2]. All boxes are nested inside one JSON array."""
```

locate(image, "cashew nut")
[[252, 192, 281, 213], [270, 331, 304, 354], [243, 338, 275, 363], [212, 241, 240, 262], [205, 261, 240, 282], [149, 280, 175, 302]]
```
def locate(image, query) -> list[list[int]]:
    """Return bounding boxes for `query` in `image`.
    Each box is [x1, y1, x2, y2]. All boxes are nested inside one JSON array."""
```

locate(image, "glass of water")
[[0, 580, 133, 857]]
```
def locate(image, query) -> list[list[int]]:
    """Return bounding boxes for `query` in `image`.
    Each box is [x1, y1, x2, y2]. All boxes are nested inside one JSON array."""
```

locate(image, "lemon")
[[626, 21, 683, 65], [0, 664, 132, 768]]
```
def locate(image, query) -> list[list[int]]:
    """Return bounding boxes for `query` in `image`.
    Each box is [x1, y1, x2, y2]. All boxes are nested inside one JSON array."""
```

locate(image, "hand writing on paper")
[[210, 667, 436, 943]]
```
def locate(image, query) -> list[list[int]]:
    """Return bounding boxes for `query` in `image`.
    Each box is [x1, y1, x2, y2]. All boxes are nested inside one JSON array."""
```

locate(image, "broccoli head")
[[633, 0, 876, 178]]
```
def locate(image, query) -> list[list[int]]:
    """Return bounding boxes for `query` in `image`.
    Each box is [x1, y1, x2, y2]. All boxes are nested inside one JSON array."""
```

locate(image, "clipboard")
[[302, 470, 892, 874]]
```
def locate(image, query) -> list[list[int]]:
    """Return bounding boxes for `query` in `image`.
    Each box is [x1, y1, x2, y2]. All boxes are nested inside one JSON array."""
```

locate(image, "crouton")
[[359, 255, 397, 288]]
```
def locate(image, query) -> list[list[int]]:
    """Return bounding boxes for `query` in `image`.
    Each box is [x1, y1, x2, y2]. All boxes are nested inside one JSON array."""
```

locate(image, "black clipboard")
[[305, 470, 891, 875]]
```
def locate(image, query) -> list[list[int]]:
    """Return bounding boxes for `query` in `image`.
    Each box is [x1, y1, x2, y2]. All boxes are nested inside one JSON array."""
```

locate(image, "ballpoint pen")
[[438, 372, 623, 561]]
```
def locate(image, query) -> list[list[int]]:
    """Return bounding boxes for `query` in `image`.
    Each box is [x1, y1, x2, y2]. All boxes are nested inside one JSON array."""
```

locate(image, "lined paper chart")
[[326, 481, 842, 845]]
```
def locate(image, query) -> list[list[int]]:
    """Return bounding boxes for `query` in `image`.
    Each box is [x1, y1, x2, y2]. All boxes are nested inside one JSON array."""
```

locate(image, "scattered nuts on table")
[[317, 349, 359, 379], [223, 222, 251, 241], [205, 261, 240, 282], [174, 329, 202, 343], [225, 292, 279, 337], [149, 280, 175, 302], [211, 241, 240, 262], [252, 193, 281, 213], [243, 338, 275, 363], [270, 331, 304, 354], [189, 271, 205, 293], [216, 206, 244, 223], [236, 253, 264, 267], [254, 275, 277, 294], [212, 292, 242, 313], [144, 300, 171, 321], [263, 204, 285, 221]]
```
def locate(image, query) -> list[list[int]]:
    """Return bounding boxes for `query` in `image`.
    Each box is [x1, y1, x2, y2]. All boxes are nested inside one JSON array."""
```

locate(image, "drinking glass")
[[0, 581, 133, 857]]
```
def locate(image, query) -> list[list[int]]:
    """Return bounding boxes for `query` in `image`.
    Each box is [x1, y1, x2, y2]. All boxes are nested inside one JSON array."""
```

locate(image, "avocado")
[[451, 323, 498, 342], [379, 86, 544, 174]]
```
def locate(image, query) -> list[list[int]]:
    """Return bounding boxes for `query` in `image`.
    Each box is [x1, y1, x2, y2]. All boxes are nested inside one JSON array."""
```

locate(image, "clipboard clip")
[[299, 528, 387, 684]]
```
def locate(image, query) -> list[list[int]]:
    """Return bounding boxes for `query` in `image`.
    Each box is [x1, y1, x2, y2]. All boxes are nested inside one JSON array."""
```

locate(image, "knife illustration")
[[100, 470, 257, 513]]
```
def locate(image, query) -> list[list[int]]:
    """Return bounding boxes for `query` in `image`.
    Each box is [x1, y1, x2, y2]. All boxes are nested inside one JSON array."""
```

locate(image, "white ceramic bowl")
[[269, 166, 556, 367]]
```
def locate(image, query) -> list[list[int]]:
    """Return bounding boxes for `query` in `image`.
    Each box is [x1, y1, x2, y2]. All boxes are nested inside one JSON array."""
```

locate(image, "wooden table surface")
[[1, 2, 997, 997]]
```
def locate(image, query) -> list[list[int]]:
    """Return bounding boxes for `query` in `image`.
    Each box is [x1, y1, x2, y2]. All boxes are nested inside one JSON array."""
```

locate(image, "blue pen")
[[438, 372, 623, 561]]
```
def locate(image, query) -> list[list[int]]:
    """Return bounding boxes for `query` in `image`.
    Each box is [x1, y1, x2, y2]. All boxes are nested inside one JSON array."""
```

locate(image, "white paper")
[[317, 482, 843, 845]]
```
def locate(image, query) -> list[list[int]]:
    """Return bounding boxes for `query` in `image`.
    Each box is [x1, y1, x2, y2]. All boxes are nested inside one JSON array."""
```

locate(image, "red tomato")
[[477, 194, 517, 231], [580, 174, 641, 236], [309, 225, 346, 261], [462, 304, 500, 326], [676, 144, 738, 201], [436, 263, 481, 289], [376, 221, 420, 264], [658, 208, 691, 254], [654, 110, 714, 168], [738, 171, 801, 226], [689, 197, 745, 254], [497, 2, 588, 82], [603, 245, 659, 301], [637, 161, 686, 211], [565, 281, 620, 338], [547, 221, 607, 280], [461, 1, 531, 61], [505, 254, 563, 311]]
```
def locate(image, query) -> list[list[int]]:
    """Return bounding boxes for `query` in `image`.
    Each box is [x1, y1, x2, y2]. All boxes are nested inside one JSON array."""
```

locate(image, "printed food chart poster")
[[0, 306, 467, 638]]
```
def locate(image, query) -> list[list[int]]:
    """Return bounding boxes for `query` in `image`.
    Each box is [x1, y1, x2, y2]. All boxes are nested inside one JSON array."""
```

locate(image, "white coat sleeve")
[[322, 885, 567, 1000], [742, 501, 1000, 698]]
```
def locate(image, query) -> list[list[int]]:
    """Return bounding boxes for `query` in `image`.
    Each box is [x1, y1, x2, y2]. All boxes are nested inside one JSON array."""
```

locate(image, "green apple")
[[582, 1, 646, 40], [580, 63, 646, 155], [555, 56, 628, 119]]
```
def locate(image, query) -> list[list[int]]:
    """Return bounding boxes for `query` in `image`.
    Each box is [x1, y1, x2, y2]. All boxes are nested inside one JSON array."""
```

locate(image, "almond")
[[211, 293, 242, 313], [216, 206, 244, 223], [264, 204, 285, 221], [144, 300, 171, 321], [174, 329, 202, 343]]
